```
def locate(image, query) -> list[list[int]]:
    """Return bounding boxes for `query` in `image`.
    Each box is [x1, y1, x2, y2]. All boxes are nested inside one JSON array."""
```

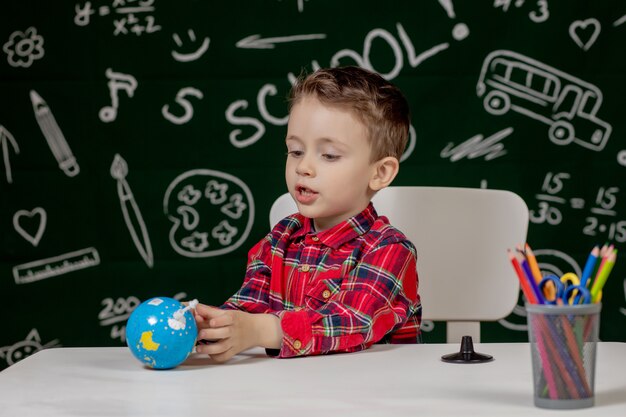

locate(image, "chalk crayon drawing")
[[477, 50, 612, 151], [30, 91, 80, 177], [164, 170, 254, 258], [0, 329, 61, 367]]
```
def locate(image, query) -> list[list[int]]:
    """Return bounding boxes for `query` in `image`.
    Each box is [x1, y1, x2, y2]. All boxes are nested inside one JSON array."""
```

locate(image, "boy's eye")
[[322, 154, 340, 161], [287, 150, 304, 157]]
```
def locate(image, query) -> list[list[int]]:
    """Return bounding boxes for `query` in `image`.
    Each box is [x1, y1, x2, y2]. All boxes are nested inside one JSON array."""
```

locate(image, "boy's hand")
[[193, 304, 282, 363]]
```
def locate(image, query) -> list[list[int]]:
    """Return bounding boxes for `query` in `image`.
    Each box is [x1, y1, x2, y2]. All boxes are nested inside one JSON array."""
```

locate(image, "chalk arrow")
[[236, 33, 326, 49], [0, 125, 20, 184]]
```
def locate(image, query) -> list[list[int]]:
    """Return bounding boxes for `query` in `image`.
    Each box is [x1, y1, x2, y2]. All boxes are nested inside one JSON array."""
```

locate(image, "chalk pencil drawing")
[[30, 90, 80, 177], [171, 30, 210, 62], [614, 14, 626, 27], [0, 329, 61, 367], [99, 68, 138, 123], [569, 18, 601, 51], [13, 207, 47, 247], [477, 50, 612, 151], [0, 125, 20, 184], [110, 154, 154, 268], [162, 87, 203, 125], [237, 33, 327, 49], [440, 127, 513, 162], [617, 150, 626, 167], [12, 247, 100, 285], [2, 27, 44, 68], [164, 170, 255, 258]]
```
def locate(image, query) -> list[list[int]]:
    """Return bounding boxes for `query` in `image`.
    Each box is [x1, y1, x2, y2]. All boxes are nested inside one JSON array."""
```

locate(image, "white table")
[[1, 343, 625, 416]]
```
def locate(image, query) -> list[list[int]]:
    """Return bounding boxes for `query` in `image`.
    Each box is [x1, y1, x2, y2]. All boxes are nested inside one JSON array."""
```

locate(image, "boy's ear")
[[369, 156, 399, 191]]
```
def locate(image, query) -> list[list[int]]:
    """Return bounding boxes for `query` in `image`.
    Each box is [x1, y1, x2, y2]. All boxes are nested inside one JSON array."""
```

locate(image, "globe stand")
[[441, 335, 493, 363]]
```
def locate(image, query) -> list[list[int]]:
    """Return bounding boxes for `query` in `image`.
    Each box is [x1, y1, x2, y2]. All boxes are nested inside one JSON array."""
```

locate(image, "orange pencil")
[[508, 249, 538, 304], [524, 243, 543, 284]]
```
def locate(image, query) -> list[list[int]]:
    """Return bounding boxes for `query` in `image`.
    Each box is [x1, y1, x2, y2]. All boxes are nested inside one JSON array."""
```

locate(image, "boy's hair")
[[288, 66, 410, 161]]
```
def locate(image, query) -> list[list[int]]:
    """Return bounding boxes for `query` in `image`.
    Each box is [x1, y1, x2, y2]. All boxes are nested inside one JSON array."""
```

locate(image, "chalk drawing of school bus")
[[476, 50, 611, 151]]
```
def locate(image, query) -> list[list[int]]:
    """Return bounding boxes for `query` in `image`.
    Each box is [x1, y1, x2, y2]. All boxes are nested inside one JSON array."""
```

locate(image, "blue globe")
[[126, 297, 198, 369]]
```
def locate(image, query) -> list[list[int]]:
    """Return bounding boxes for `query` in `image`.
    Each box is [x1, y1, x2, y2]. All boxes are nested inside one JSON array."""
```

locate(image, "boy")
[[194, 66, 421, 362]]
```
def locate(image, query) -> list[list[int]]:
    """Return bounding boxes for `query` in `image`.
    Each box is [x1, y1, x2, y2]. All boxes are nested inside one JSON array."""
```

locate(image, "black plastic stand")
[[441, 335, 493, 363]]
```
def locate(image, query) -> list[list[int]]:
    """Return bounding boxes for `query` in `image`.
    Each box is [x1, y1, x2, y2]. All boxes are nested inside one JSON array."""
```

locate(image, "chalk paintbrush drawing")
[[110, 154, 154, 268]]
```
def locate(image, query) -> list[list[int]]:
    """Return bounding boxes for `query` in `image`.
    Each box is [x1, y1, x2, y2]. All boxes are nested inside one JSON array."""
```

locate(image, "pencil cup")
[[526, 303, 601, 409]]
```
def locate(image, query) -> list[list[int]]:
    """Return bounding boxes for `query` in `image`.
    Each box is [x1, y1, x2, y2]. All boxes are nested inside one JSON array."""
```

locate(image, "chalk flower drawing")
[[3, 27, 45, 68]]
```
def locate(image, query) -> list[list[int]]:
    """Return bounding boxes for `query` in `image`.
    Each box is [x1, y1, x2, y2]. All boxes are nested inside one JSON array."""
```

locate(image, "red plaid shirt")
[[222, 203, 421, 358]]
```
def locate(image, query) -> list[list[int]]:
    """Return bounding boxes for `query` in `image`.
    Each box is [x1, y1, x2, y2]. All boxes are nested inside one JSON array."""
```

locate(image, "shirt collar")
[[291, 203, 378, 249]]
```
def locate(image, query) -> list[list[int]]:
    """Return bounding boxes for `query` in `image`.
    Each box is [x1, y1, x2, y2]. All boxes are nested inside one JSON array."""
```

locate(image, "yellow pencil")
[[590, 249, 617, 303]]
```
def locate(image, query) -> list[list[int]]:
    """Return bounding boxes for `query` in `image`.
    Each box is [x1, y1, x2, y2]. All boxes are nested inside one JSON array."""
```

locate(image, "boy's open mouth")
[[297, 185, 317, 195]]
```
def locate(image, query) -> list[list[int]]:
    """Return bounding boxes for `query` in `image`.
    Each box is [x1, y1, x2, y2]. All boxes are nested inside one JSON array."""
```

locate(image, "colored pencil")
[[524, 243, 543, 284], [508, 249, 537, 304], [520, 256, 545, 304], [590, 249, 616, 303]]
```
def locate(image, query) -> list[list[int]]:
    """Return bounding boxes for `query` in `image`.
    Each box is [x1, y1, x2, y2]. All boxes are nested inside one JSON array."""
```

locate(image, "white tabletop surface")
[[0, 342, 625, 416]]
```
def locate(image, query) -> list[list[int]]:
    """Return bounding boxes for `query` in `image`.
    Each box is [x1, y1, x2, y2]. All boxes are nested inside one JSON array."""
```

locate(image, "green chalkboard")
[[1, 0, 625, 369]]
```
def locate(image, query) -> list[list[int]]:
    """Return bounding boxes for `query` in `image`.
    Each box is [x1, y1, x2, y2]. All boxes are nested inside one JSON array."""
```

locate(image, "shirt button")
[[311, 236, 319, 242], [294, 340, 302, 350], [301, 264, 310, 272], [322, 289, 331, 299]]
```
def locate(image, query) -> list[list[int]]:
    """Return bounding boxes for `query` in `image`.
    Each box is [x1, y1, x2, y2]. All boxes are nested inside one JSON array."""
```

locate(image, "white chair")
[[269, 186, 529, 343]]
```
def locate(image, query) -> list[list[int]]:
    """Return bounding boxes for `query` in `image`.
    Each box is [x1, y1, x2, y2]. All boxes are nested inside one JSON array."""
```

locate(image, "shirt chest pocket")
[[304, 277, 343, 310]]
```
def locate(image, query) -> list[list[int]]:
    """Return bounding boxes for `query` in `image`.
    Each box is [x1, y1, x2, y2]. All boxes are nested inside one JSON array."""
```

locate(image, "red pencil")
[[508, 249, 538, 304]]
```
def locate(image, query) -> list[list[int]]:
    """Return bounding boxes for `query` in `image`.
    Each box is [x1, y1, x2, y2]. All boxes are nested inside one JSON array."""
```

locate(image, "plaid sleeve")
[[276, 240, 419, 358], [221, 235, 273, 314]]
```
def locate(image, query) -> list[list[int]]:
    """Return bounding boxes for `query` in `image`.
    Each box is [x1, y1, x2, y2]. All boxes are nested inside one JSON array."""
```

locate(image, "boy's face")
[[285, 95, 377, 231]]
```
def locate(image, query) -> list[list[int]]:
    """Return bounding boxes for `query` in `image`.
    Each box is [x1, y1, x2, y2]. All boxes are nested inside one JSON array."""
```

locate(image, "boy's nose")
[[295, 157, 314, 177]]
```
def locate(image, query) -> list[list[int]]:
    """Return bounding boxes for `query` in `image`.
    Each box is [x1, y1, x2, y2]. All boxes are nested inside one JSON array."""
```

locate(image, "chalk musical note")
[[110, 154, 154, 268], [30, 90, 80, 177], [0, 125, 19, 184], [99, 68, 138, 123]]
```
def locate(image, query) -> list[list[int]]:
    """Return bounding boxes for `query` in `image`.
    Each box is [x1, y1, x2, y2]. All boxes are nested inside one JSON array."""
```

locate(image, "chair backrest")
[[269, 186, 529, 343]]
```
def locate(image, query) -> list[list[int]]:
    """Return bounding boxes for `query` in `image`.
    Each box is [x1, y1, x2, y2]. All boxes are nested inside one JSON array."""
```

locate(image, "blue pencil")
[[521, 258, 545, 304], [575, 246, 599, 304]]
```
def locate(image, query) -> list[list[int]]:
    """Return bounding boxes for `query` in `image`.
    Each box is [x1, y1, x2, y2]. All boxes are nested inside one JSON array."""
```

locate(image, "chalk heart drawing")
[[569, 18, 601, 51], [163, 169, 255, 258], [13, 207, 47, 246]]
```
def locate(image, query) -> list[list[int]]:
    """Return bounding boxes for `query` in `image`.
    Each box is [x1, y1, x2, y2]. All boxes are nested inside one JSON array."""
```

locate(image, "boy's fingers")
[[194, 304, 226, 319], [196, 339, 232, 356], [209, 313, 234, 328], [198, 327, 231, 341]]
